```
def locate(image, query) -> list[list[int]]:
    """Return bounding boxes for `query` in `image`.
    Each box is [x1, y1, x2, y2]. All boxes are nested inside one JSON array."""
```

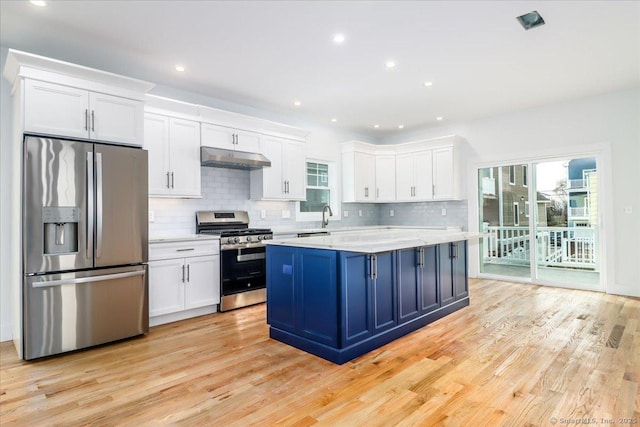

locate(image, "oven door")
[[220, 246, 266, 296]]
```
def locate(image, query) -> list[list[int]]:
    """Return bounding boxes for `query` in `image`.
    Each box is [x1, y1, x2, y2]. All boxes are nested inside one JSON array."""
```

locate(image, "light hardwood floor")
[[1, 279, 638, 426]]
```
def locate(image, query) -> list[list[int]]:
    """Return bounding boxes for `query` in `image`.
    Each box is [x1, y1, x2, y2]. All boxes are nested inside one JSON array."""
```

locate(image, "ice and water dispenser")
[[42, 207, 79, 254]]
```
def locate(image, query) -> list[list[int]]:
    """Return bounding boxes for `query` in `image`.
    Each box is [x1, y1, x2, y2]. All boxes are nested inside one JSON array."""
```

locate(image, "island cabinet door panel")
[[298, 249, 338, 347], [266, 246, 297, 331], [439, 243, 455, 307], [419, 246, 440, 313], [371, 252, 397, 334], [340, 252, 372, 347], [396, 249, 420, 323], [452, 241, 468, 300]]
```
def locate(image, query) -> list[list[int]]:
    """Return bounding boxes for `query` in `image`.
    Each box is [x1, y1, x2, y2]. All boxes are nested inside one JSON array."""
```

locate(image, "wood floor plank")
[[1, 279, 638, 426]]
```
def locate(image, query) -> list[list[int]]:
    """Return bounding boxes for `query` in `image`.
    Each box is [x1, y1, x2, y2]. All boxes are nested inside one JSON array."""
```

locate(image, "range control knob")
[[233, 237, 240, 244], [246, 236, 253, 242], [257, 235, 264, 241], [226, 237, 235, 244]]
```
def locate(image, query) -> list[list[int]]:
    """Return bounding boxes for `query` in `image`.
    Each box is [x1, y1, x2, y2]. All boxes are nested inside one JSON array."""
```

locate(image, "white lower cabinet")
[[148, 239, 220, 325]]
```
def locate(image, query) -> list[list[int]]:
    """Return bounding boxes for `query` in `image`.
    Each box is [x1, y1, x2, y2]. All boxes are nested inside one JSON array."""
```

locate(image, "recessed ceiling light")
[[373, 124, 380, 129], [293, 101, 301, 106], [333, 33, 345, 44], [517, 10, 545, 30], [331, 118, 338, 122], [398, 125, 404, 129], [29, 0, 47, 6], [385, 61, 396, 69], [424, 81, 433, 87], [175, 65, 185, 72], [436, 116, 443, 121]]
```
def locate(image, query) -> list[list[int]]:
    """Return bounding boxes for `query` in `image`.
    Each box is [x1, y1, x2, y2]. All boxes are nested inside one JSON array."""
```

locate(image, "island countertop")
[[264, 227, 480, 253]]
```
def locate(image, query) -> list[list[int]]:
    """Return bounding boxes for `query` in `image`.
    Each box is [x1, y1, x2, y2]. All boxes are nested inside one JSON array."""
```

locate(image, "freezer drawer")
[[23, 265, 148, 360]]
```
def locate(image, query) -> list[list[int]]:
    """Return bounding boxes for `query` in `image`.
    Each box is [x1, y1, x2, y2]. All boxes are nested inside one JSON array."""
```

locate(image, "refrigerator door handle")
[[32, 270, 145, 288], [96, 152, 103, 258], [86, 152, 94, 260]]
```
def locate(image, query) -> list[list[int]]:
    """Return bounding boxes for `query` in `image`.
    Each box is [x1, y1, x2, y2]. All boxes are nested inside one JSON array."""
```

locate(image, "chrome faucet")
[[321, 205, 333, 229]]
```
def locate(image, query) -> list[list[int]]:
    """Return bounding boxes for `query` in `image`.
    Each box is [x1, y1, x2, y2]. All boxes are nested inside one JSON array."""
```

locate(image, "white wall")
[[383, 88, 640, 296]]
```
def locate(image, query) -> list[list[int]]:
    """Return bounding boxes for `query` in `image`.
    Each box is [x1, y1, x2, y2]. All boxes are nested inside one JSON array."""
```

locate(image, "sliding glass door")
[[478, 157, 600, 290]]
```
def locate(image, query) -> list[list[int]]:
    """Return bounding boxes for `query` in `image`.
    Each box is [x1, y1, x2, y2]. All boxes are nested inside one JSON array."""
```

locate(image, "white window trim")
[[522, 165, 528, 187], [295, 160, 341, 222], [524, 201, 530, 217], [513, 202, 520, 226], [508, 165, 516, 185]]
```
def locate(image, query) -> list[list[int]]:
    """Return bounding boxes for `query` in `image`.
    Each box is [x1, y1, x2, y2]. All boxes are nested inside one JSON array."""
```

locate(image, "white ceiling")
[[1, 1, 639, 139]]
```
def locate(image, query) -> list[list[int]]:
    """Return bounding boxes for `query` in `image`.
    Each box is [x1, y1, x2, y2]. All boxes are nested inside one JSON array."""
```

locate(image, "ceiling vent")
[[517, 11, 545, 30]]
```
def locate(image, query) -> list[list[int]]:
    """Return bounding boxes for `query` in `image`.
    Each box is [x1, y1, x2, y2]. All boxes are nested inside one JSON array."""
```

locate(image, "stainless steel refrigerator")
[[22, 135, 149, 360]]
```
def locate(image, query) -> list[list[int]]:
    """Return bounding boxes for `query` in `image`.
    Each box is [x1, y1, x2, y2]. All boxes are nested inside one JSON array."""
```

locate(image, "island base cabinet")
[[267, 246, 338, 347], [267, 242, 469, 365]]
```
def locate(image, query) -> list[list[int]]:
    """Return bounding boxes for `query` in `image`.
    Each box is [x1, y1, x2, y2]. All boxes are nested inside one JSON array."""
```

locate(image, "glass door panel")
[[533, 159, 600, 288], [478, 164, 531, 279]]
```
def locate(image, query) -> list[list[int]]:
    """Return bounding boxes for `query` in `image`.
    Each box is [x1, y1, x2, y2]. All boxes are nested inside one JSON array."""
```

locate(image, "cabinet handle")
[[84, 109, 89, 131], [91, 110, 95, 132], [376, 188, 379, 198], [285, 180, 290, 194], [166, 172, 170, 189], [187, 264, 190, 282], [453, 243, 458, 259], [364, 187, 369, 198], [418, 247, 425, 268], [181, 265, 185, 283], [171, 172, 175, 189], [369, 254, 378, 279], [176, 248, 195, 252], [432, 184, 435, 197]]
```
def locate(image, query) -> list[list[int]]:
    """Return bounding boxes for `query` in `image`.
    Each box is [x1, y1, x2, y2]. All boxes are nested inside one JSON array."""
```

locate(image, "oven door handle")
[[236, 253, 266, 262]]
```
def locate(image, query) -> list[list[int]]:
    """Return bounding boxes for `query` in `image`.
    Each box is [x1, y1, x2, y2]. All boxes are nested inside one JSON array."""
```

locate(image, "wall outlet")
[[260, 209, 267, 219], [343, 210, 349, 217], [148, 210, 155, 222], [441, 208, 447, 216], [390, 209, 394, 217], [358, 210, 363, 217], [281, 209, 291, 219]]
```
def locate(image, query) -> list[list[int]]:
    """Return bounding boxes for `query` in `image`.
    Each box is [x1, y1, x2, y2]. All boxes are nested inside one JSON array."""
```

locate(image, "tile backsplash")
[[149, 167, 468, 237]]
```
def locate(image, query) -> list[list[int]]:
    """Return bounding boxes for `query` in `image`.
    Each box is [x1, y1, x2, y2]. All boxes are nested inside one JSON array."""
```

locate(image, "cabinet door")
[[149, 258, 185, 317], [283, 141, 306, 200], [452, 241, 468, 300], [144, 113, 171, 196], [89, 92, 143, 146], [397, 249, 420, 322], [439, 243, 455, 307], [201, 123, 235, 150], [169, 118, 201, 197], [340, 252, 372, 346], [413, 150, 434, 200], [267, 246, 297, 331], [395, 153, 414, 201], [433, 147, 454, 199], [24, 79, 89, 139], [298, 249, 338, 346], [354, 152, 376, 201], [375, 155, 396, 202], [185, 255, 220, 309], [419, 246, 440, 313], [371, 252, 397, 333], [235, 129, 261, 153], [260, 137, 285, 199]]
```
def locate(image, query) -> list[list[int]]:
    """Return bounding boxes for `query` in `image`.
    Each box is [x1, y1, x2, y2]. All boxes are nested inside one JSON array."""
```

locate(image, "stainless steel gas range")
[[196, 211, 272, 312]]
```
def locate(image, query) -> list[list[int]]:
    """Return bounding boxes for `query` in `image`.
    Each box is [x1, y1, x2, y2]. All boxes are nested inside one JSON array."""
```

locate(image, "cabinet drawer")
[[149, 240, 219, 260]]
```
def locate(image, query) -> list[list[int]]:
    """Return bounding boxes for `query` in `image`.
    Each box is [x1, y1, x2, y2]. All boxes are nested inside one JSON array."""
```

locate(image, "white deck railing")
[[568, 179, 587, 189], [482, 224, 598, 270], [568, 206, 589, 217]]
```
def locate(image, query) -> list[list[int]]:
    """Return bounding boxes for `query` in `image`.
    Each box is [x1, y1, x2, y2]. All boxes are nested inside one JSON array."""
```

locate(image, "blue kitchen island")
[[265, 229, 476, 364]]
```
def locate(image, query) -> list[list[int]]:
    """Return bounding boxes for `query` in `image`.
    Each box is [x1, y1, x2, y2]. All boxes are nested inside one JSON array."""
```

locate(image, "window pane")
[[307, 163, 318, 175], [319, 171, 329, 187], [300, 189, 330, 212], [307, 175, 318, 186]]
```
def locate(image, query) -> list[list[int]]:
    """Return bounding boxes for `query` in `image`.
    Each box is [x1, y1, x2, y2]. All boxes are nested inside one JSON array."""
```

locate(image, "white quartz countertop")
[[265, 228, 479, 253], [271, 225, 461, 237], [149, 234, 219, 244]]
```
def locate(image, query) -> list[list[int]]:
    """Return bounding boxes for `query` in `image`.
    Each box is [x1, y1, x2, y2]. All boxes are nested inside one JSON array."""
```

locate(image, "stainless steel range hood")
[[200, 146, 271, 170]]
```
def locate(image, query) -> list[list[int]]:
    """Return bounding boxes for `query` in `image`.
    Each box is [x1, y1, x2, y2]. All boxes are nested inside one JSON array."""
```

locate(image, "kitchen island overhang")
[[265, 229, 478, 364]]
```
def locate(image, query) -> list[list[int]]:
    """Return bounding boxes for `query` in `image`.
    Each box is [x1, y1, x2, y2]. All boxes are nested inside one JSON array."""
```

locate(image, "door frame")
[[467, 142, 613, 293]]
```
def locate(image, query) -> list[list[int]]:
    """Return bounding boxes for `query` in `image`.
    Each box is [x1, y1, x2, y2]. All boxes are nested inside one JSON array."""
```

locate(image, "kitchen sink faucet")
[[321, 205, 333, 229]]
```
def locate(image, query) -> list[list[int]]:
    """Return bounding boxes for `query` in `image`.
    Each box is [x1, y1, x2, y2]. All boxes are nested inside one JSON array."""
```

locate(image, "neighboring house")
[[567, 158, 597, 227], [480, 165, 549, 227]]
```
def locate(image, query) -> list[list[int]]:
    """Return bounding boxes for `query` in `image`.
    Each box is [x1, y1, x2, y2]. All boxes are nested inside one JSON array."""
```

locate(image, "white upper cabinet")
[[250, 136, 306, 200], [375, 154, 396, 202], [342, 136, 466, 203], [144, 113, 201, 198], [342, 151, 376, 202], [201, 122, 261, 153], [24, 79, 144, 146], [395, 150, 434, 201]]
